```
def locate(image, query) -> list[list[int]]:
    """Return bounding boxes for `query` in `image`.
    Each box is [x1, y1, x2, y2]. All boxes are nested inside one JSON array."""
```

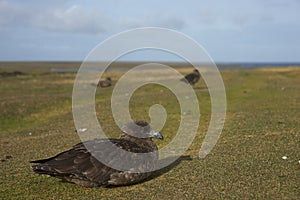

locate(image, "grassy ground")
[[0, 65, 299, 199]]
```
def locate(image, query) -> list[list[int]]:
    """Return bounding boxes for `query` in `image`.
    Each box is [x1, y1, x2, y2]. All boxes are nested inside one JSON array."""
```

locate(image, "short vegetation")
[[0, 64, 299, 199]]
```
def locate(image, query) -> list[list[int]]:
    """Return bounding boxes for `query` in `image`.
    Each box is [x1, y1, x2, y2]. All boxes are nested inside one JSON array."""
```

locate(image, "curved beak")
[[149, 130, 164, 140]]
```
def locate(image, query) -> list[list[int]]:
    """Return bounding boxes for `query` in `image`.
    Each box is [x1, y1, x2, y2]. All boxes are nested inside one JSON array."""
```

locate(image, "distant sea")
[[215, 62, 300, 70], [51, 62, 300, 72], [0, 61, 299, 73]]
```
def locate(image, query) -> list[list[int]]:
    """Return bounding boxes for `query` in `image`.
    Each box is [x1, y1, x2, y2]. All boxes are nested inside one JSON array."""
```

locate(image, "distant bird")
[[97, 77, 112, 87], [180, 69, 200, 85], [30, 120, 163, 188]]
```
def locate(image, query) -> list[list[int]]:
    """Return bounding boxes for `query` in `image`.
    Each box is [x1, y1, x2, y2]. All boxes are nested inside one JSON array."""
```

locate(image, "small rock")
[[282, 156, 287, 160], [77, 128, 87, 133], [183, 110, 191, 115]]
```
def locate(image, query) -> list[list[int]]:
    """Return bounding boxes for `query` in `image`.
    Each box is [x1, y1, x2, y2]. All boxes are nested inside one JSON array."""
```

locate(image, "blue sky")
[[0, 0, 299, 62]]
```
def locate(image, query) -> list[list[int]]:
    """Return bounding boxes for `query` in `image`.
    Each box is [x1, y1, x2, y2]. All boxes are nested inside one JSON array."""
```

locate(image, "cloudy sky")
[[0, 0, 299, 62]]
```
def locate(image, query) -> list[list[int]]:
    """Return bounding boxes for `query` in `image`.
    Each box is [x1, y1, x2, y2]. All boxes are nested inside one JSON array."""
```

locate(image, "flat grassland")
[[0, 63, 299, 199]]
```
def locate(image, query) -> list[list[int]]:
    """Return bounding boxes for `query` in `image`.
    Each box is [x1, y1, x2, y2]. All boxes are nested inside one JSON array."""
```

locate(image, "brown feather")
[[31, 120, 163, 187]]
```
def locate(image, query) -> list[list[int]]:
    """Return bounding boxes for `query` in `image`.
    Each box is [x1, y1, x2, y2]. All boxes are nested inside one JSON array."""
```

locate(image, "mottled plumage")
[[31, 120, 163, 187], [181, 69, 200, 85], [97, 77, 112, 88]]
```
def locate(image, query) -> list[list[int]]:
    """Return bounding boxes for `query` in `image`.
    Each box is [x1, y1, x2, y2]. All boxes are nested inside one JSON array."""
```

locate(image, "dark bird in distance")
[[180, 69, 200, 85], [30, 120, 163, 188], [97, 77, 112, 87]]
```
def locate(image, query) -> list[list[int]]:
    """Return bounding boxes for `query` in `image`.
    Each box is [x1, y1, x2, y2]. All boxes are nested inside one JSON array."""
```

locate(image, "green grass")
[[0, 65, 299, 199]]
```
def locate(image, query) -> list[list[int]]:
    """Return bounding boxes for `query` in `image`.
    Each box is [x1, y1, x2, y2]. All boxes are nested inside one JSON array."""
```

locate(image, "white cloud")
[[119, 15, 185, 30], [0, 1, 32, 25], [0, 0, 299, 61], [0, 1, 187, 35], [0, 1, 111, 34], [32, 5, 110, 34]]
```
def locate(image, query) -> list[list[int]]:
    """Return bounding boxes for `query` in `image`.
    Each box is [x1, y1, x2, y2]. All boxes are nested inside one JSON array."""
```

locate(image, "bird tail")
[[30, 155, 64, 176], [31, 163, 59, 176]]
